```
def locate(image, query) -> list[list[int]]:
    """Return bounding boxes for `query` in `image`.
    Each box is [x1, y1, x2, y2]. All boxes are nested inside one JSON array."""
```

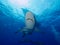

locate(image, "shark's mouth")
[[27, 18, 33, 22]]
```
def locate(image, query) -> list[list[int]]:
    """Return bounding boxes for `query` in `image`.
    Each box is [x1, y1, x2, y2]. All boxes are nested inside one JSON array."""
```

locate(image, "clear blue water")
[[0, 0, 60, 45]]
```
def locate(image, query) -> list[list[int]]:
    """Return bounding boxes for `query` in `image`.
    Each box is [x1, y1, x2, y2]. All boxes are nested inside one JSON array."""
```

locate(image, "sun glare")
[[8, 0, 29, 8]]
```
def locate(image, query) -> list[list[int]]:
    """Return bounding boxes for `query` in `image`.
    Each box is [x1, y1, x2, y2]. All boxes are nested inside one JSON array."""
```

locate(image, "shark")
[[15, 8, 45, 45], [15, 8, 44, 37]]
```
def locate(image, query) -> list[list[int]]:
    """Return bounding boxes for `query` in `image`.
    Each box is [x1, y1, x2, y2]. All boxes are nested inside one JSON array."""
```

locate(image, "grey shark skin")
[[16, 8, 41, 37]]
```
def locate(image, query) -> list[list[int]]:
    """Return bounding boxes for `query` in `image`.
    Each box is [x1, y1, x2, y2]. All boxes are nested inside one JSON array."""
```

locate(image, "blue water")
[[0, 0, 60, 45]]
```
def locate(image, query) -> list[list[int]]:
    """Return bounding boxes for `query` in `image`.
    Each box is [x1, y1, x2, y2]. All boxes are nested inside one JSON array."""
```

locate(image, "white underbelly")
[[26, 20, 35, 29]]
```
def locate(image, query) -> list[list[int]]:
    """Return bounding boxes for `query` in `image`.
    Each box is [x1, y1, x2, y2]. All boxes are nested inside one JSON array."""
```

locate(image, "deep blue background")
[[0, 0, 60, 45]]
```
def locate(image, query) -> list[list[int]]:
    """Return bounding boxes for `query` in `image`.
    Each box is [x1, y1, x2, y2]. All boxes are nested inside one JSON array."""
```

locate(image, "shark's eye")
[[27, 18, 33, 22]]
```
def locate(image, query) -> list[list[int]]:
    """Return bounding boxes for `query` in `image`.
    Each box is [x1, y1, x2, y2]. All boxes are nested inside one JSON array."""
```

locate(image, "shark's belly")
[[25, 11, 35, 29], [26, 20, 35, 29]]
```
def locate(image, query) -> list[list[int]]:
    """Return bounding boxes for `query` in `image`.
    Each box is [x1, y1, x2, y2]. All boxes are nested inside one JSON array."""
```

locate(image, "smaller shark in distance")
[[15, 8, 45, 37]]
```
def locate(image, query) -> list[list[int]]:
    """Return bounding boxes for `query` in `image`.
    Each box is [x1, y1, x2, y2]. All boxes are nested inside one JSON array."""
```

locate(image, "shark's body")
[[15, 9, 45, 44], [16, 8, 40, 37]]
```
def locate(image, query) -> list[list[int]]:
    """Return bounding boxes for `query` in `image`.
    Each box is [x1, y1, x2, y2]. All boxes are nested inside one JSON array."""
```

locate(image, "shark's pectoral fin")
[[35, 27, 46, 34], [35, 27, 40, 32], [15, 30, 20, 34], [15, 27, 26, 34], [15, 28, 23, 34], [15, 27, 29, 37]]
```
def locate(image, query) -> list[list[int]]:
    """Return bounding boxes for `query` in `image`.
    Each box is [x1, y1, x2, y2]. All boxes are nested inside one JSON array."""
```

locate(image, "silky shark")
[[15, 8, 44, 37]]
